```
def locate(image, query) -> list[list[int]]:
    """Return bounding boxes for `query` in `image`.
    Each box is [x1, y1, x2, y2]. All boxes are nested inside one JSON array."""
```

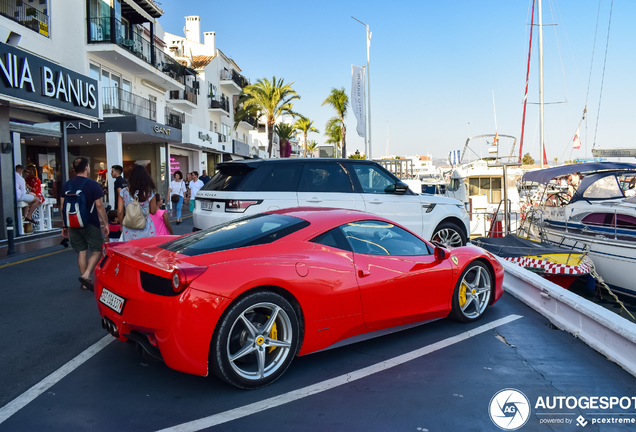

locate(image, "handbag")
[[122, 190, 147, 230]]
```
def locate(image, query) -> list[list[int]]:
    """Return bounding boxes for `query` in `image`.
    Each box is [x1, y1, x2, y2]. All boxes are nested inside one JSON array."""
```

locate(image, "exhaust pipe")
[[102, 317, 119, 337]]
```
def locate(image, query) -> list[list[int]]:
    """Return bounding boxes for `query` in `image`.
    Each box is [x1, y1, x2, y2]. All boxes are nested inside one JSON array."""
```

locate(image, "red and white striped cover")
[[504, 256, 592, 275]]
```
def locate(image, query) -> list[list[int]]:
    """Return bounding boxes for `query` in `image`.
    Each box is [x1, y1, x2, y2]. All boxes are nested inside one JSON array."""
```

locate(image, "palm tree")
[[324, 117, 343, 158], [294, 116, 319, 158], [322, 88, 348, 157], [306, 140, 318, 157], [233, 92, 260, 130], [240, 77, 300, 157], [274, 123, 297, 158]]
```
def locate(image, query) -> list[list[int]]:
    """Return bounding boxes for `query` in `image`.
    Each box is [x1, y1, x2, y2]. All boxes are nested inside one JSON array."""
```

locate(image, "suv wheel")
[[431, 222, 466, 247]]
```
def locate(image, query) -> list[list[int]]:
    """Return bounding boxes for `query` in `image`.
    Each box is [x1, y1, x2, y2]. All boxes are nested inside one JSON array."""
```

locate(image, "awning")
[[521, 162, 636, 185]]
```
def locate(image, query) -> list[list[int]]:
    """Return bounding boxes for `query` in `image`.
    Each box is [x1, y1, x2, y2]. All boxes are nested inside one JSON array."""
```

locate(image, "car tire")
[[211, 291, 300, 389], [448, 261, 492, 323], [431, 221, 467, 247]]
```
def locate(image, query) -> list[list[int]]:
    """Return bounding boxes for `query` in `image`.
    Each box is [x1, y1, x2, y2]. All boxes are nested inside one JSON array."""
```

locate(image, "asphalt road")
[[1, 215, 636, 431]]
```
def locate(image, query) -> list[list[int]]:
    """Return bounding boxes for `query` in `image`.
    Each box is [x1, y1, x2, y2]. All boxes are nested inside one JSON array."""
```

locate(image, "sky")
[[157, 0, 636, 162]]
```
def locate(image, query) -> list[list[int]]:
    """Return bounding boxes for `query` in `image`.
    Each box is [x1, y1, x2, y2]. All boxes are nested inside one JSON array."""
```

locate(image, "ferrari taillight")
[[225, 199, 260, 213], [171, 266, 207, 293]]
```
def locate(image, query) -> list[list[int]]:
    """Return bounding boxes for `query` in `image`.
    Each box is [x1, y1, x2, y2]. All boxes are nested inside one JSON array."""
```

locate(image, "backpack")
[[63, 178, 94, 229], [122, 190, 147, 230]]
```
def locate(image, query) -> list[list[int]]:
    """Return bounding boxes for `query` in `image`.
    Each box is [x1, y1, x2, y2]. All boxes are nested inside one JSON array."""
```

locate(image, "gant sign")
[[0, 43, 99, 119]]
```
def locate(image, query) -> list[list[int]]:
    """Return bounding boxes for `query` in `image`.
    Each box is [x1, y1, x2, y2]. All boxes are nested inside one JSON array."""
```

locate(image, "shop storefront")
[[0, 43, 100, 240], [175, 123, 229, 180], [65, 116, 182, 208]]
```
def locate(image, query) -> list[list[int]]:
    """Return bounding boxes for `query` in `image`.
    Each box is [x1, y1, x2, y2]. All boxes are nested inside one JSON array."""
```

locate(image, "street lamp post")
[[352, 16, 371, 160]]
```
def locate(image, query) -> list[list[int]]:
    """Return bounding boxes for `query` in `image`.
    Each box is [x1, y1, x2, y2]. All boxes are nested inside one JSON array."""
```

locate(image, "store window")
[[67, 143, 108, 201]]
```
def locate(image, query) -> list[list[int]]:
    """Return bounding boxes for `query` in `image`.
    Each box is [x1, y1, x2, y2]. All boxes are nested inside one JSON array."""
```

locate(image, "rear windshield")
[[201, 164, 257, 191], [161, 214, 309, 256]]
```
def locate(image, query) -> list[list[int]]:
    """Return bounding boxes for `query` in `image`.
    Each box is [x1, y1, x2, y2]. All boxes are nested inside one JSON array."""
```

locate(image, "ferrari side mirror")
[[434, 246, 448, 261]]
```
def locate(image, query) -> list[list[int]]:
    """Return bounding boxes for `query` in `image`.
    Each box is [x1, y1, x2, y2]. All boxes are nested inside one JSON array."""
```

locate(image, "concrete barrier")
[[499, 257, 636, 377]]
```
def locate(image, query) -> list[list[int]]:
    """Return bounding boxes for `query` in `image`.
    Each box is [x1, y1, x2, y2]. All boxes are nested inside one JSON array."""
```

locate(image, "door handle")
[[368, 200, 382, 204], [358, 269, 371, 278], [306, 198, 322, 203]]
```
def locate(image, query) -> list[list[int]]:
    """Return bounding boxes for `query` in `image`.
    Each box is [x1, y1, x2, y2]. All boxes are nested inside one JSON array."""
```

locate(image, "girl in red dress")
[[25, 165, 45, 203]]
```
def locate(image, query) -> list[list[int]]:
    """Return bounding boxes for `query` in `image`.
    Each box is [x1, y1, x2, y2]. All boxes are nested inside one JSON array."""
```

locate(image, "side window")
[[241, 163, 303, 192], [353, 165, 396, 194], [299, 163, 354, 193], [310, 228, 352, 251], [341, 220, 433, 256]]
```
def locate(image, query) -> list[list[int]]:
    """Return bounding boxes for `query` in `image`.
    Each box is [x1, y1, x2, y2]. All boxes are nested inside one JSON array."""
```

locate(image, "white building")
[[164, 16, 267, 172]]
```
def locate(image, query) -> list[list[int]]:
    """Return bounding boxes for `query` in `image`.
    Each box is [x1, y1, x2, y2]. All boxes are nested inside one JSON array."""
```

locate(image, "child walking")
[[150, 194, 174, 236]]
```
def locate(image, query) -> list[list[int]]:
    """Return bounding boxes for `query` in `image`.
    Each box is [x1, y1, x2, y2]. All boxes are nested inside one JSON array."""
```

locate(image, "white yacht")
[[522, 162, 636, 298], [445, 134, 524, 237]]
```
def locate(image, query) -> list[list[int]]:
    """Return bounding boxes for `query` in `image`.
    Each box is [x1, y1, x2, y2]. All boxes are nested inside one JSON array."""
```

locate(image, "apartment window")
[[208, 83, 216, 98]]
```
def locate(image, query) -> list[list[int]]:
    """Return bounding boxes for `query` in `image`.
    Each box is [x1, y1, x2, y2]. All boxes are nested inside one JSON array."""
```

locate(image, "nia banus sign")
[[0, 43, 99, 119]]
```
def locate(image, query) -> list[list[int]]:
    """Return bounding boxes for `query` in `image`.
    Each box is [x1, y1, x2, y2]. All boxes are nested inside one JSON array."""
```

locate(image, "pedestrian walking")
[[199, 169, 211, 184], [60, 157, 109, 291], [168, 170, 186, 224], [110, 165, 127, 210], [189, 171, 203, 213], [150, 194, 174, 236], [117, 165, 157, 241]]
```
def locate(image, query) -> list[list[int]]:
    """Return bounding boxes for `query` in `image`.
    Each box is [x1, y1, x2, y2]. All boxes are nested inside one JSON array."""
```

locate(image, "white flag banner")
[[573, 127, 581, 149], [351, 65, 366, 138]]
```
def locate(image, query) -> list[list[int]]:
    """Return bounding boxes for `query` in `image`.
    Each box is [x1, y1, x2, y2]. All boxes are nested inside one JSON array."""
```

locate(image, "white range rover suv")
[[192, 159, 470, 246]]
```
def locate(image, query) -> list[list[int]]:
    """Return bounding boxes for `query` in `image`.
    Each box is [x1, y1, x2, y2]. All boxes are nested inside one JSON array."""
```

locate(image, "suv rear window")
[[161, 213, 310, 256], [202, 163, 257, 191]]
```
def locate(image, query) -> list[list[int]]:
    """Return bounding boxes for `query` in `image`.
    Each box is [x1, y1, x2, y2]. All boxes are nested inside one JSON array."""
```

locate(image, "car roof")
[[217, 158, 378, 170]]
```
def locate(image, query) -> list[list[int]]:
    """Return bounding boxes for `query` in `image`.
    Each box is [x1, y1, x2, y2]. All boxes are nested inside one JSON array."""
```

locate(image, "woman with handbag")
[[168, 170, 186, 225], [117, 165, 157, 241]]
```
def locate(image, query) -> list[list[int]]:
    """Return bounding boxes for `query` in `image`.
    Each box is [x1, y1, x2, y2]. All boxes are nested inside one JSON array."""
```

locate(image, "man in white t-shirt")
[[189, 171, 204, 213], [15, 164, 40, 223]]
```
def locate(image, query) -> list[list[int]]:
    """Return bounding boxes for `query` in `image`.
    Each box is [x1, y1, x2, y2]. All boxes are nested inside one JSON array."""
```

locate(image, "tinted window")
[[241, 163, 303, 192], [311, 227, 352, 251], [353, 165, 396, 194], [341, 220, 433, 256], [202, 164, 256, 191], [299, 163, 354, 193], [161, 214, 309, 256]]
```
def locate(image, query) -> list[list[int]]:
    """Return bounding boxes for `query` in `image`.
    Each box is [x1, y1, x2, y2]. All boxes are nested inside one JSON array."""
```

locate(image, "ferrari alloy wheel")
[[211, 291, 300, 389], [431, 222, 467, 247], [449, 262, 492, 323]]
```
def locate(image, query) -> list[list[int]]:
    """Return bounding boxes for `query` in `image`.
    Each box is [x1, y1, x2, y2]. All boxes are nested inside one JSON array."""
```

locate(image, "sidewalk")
[[0, 207, 193, 265]]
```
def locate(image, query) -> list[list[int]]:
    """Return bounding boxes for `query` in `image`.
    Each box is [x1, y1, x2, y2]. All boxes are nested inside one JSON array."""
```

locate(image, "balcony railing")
[[0, 0, 49, 37], [88, 17, 187, 84], [169, 85, 197, 105], [220, 69, 249, 88], [102, 87, 156, 121], [165, 106, 184, 130], [209, 96, 229, 112]]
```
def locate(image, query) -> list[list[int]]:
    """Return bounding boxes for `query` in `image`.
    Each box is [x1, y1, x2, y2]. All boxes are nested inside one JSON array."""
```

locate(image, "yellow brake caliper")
[[459, 283, 468, 308], [268, 319, 278, 353]]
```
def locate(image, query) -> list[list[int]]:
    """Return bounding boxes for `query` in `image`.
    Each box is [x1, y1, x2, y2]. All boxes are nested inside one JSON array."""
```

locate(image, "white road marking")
[[156, 314, 523, 432], [0, 335, 114, 425]]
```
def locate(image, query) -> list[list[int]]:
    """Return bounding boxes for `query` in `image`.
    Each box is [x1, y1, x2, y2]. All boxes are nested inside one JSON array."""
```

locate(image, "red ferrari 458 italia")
[[95, 208, 503, 389]]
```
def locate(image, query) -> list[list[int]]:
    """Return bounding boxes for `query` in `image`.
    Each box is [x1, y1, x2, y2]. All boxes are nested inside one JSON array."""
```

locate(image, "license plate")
[[99, 288, 126, 314], [201, 201, 214, 211]]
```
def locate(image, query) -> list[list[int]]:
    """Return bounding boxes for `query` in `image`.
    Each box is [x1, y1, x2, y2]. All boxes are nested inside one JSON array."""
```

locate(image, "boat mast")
[[539, 0, 545, 168]]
